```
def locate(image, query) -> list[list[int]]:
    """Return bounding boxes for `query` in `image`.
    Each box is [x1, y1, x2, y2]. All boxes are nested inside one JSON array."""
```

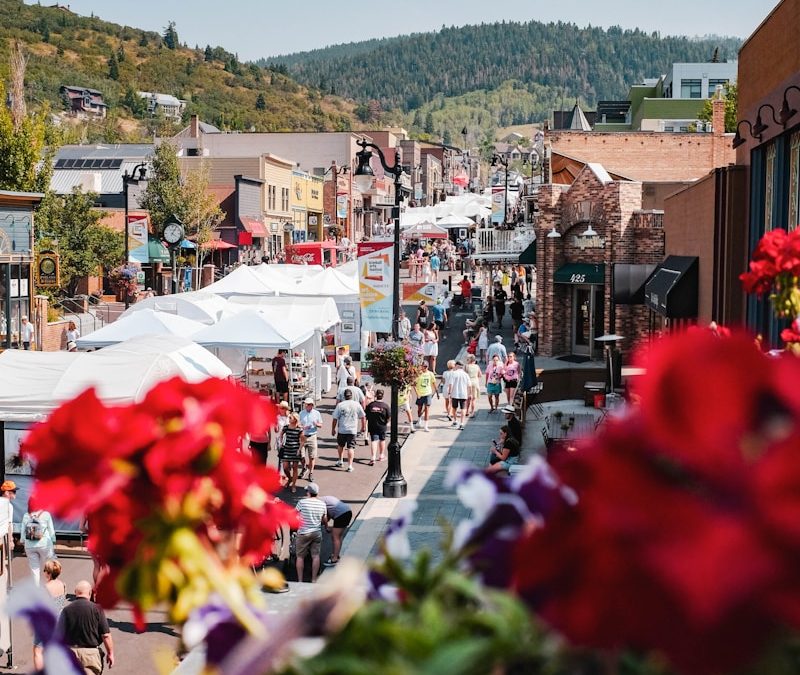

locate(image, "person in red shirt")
[[458, 276, 472, 308]]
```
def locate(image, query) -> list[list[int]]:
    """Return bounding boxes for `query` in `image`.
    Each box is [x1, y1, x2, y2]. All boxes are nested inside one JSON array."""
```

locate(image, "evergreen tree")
[[204, 45, 213, 62], [121, 87, 146, 117], [255, 93, 266, 111], [139, 33, 148, 47], [162, 21, 179, 50], [138, 141, 184, 232], [698, 82, 738, 132], [117, 45, 125, 62], [107, 53, 119, 80], [424, 112, 434, 134]]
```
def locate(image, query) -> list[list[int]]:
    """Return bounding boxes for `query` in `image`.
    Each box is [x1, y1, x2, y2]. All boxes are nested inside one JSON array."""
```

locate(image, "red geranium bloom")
[[513, 331, 800, 674], [781, 318, 800, 344]]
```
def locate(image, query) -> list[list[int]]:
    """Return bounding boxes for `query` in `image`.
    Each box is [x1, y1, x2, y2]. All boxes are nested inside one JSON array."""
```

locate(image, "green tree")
[[204, 45, 213, 62], [139, 33, 148, 47], [181, 164, 224, 281], [107, 52, 119, 80], [162, 21, 179, 50], [255, 93, 266, 111], [699, 82, 738, 133], [36, 189, 124, 296], [424, 111, 434, 134], [117, 45, 126, 62], [138, 141, 184, 232], [121, 87, 146, 117]]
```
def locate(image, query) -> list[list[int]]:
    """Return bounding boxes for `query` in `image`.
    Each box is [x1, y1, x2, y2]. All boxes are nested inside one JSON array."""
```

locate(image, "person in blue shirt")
[[432, 300, 447, 332], [429, 253, 441, 282]]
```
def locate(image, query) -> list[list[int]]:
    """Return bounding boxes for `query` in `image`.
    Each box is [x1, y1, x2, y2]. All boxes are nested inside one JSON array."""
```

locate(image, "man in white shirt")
[[299, 398, 323, 482], [20, 316, 34, 350], [0, 480, 17, 567], [336, 356, 357, 390], [337, 377, 365, 407], [398, 310, 411, 341], [331, 389, 366, 472], [447, 362, 472, 430]]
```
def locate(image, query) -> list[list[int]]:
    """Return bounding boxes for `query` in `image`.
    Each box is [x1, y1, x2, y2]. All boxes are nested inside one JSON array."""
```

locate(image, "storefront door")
[[571, 284, 603, 358]]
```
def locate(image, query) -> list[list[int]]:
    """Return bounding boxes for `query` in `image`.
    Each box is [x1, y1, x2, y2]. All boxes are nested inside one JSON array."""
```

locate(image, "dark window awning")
[[554, 263, 605, 285], [644, 256, 699, 317], [518, 240, 536, 265], [614, 263, 657, 305], [148, 236, 171, 264]]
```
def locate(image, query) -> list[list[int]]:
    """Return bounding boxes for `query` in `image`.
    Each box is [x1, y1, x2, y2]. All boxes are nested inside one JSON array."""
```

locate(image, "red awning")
[[240, 217, 268, 238], [202, 240, 237, 250]]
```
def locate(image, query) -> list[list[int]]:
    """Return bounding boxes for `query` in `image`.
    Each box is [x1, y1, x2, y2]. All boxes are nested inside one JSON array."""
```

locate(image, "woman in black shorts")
[[280, 413, 305, 493], [321, 495, 353, 566]]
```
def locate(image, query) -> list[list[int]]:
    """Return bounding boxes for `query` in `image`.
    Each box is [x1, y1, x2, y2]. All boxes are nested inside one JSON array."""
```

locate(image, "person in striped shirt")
[[294, 483, 327, 583]]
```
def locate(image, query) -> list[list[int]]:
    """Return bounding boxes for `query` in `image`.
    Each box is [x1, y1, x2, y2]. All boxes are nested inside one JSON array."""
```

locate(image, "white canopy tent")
[[437, 214, 475, 228], [228, 296, 341, 332], [0, 335, 232, 422], [77, 309, 205, 348], [202, 265, 277, 297], [119, 291, 235, 325], [286, 267, 359, 297]]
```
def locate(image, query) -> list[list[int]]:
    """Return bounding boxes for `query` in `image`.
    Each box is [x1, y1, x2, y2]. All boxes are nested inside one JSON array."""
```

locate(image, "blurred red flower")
[[513, 331, 800, 674]]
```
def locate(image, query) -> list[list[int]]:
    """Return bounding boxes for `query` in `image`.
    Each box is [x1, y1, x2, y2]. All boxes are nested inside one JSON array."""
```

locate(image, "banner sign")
[[491, 186, 505, 225], [35, 251, 60, 288], [401, 282, 447, 304], [336, 194, 348, 220], [358, 241, 394, 333], [128, 215, 149, 264]]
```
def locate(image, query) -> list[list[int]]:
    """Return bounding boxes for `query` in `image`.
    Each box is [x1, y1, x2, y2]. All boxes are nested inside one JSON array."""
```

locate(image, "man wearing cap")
[[294, 483, 327, 583], [487, 335, 507, 363], [502, 405, 522, 445], [299, 398, 323, 482], [365, 389, 390, 464], [331, 389, 366, 472], [0, 480, 17, 553], [447, 362, 471, 431]]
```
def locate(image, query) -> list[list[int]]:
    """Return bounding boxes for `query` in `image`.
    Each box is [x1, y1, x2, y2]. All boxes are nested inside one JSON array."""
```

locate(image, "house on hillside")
[[138, 92, 187, 121], [59, 86, 107, 119]]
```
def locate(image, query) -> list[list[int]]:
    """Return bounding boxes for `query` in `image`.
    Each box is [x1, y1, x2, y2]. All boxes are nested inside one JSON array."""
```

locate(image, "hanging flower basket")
[[363, 341, 422, 389], [109, 263, 139, 300]]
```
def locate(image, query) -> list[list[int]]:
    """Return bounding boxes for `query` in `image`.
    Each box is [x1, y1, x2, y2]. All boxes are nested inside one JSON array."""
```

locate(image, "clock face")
[[163, 223, 183, 244], [40, 259, 56, 274]]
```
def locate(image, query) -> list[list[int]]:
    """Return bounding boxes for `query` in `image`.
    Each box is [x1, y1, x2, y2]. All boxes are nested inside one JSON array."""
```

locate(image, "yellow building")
[[263, 154, 294, 256], [290, 170, 308, 244]]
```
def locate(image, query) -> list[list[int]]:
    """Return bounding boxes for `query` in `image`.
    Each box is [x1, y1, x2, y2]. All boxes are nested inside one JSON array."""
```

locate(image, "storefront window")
[[765, 143, 776, 232], [790, 132, 800, 231]]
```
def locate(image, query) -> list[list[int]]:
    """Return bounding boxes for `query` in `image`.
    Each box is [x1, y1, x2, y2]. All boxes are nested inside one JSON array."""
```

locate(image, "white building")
[[138, 92, 187, 120]]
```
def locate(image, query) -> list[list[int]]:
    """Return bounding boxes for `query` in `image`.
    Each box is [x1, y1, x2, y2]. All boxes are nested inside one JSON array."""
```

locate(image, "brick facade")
[[548, 123, 735, 183], [536, 166, 664, 359]]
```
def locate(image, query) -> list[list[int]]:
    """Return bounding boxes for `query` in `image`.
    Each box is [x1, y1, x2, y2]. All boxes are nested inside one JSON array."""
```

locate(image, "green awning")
[[518, 240, 537, 265], [554, 263, 605, 285], [148, 236, 171, 263]]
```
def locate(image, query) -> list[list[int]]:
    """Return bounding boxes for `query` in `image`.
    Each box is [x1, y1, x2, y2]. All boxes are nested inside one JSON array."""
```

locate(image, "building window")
[[679, 126, 689, 132], [680, 79, 702, 99], [790, 132, 800, 231], [281, 188, 289, 212], [664, 126, 674, 132], [267, 185, 276, 211], [707, 79, 729, 98], [765, 143, 776, 232]]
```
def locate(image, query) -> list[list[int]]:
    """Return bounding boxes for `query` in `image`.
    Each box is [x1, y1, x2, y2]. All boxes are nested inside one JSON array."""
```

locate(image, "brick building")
[[732, 0, 800, 343], [535, 164, 664, 359]]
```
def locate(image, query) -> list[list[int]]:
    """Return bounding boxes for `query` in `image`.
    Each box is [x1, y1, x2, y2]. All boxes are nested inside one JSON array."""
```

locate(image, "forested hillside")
[[265, 22, 740, 113], [0, 0, 355, 141]]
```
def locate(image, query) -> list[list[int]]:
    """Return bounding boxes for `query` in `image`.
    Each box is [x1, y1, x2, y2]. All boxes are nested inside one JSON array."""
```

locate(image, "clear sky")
[[27, 0, 773, 61]]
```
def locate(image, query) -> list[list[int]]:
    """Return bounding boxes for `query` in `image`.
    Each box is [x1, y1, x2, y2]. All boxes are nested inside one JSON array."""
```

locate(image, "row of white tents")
[[0, 264, 360, 422]]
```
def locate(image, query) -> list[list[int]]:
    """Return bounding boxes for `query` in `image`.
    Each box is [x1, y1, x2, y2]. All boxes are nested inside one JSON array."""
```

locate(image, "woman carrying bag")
[[21, 497, 56, 585]]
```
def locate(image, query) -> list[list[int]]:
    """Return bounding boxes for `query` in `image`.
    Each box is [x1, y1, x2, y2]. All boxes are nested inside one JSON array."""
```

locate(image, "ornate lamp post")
[[491, 154, 509, 225], [353, 138, 407, 498], [122, 162, 148, 308], [325, 162, 349, 243]]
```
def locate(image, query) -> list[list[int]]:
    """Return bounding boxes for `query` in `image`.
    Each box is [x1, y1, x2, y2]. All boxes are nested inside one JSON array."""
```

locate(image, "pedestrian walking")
[[398, 385, 415, 433], [477, 325, 489, 364], [273, 401, 291, 470], [422, 327, 439, 372], [20, 315, 34, 350], [416, 300, 430, 329], [503, 352, 521, 405], [494, 282, 508, 329], [331, 389, 366, 472], [441, 360, 456, 421], [408, 323, 424, 354], [299, 397, 322, 482], [0, 480, 18, 544], [32, 558, 68, 671], [294, 483, 327, 583], [321, 495, 352, 567], [485, 354, 505, 413], [398, 310, 411, 341], [336, 356, 357, 390], [21, 497, 56, 585], [414, 361, 439, 431], [271, 349, 290, 403], [337, 376, 366, 407], [58, 580, 115, 674], [447, 361, 471, 430], [365, 389, 390, 464], [487, 335, 508, 362], [429, 251, 441, 282], [432, 298, 447, 333], [280, 413, 305, 494], [65, 321, 80, 350], [465, 354, 482, 418]]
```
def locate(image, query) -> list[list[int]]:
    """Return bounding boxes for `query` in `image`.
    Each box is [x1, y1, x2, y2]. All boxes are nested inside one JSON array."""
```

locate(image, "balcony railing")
[[473, 226, 535, 259]]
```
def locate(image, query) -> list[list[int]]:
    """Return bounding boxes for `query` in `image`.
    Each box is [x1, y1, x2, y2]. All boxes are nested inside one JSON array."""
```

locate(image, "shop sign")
[[571, 235, 606, 250], [35, 251, 60, 288]]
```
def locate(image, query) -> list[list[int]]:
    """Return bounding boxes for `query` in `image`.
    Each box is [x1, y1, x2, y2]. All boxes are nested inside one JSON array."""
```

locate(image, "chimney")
[[190, 114, 199, 139], [711, 86, 725, 136]]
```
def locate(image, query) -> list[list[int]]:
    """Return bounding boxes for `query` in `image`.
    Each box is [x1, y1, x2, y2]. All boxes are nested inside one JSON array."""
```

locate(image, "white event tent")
[[0, 334, 231, 422], [119, 291, 235, 325], [77, 309, 205, 348], [228, 296, 341, 332], [202, 265, 277, 297]]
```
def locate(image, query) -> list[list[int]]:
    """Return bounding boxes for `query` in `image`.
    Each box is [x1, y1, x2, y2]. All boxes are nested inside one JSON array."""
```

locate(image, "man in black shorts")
[[331, 389, 366, 472], [365, 389, 390, 465], [272, 349, 290, 402], [447, 361, 471, 431]]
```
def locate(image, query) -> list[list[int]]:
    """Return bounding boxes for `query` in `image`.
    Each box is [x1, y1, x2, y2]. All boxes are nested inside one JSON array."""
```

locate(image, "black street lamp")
[[491, 154, 509, 225], [353, 138, 407, 498], [122, 162, 148, 309]]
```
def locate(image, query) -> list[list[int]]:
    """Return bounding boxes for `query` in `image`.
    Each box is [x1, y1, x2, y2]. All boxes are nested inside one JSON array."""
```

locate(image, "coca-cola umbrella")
[[401, 222, 448, 239]]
